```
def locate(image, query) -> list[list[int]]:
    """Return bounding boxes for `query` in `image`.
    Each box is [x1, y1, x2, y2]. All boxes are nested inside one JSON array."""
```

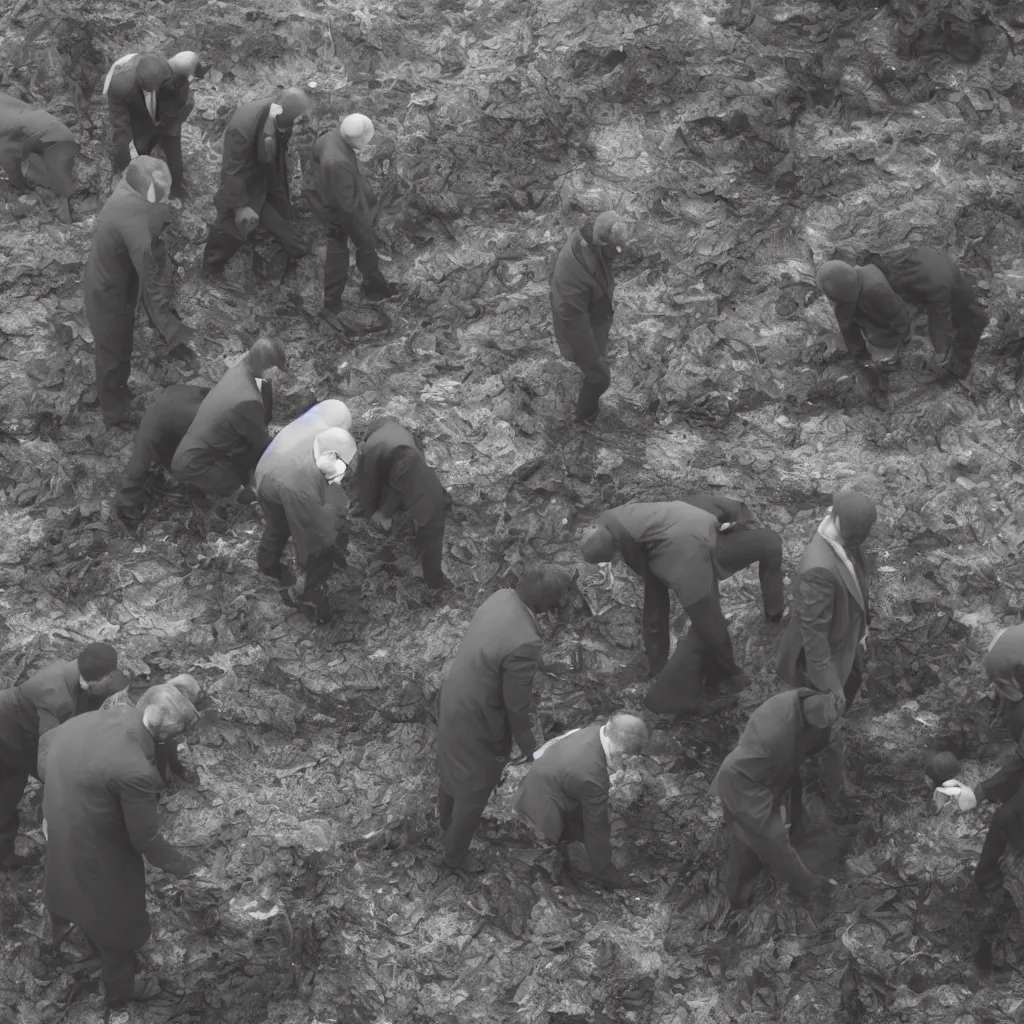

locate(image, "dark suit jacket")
[[681, 493, 755, 528], [356, 419, 445, 528], [776, 532, 869, 696], [515, 723, 613, 871], [0, 660, 86, 772], [0, 91, 76, 157], [41, 707, 189, 949], [832, 263, 911, 359], [171, 361, 270, 479], [214, 98, 290, 219], [306, 128, 376, 243], [596, 501, 720, 608], [437, 590, 541, 797], [550, 227, 614, 363]]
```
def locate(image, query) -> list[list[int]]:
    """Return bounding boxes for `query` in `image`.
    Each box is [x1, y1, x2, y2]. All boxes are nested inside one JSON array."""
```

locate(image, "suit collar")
[[810, 532, 865, 610]]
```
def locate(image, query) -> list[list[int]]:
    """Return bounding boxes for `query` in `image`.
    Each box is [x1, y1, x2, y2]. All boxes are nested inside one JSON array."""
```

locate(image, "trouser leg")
[[415, 512, 447, 588], [0, 762, 28, 859], [114, 427, 161, 518], [640, 570, 672, 677], [34, 143, 78, 198], [645, 620, 706, 714], [96, 941, 136, 1005], [437, 785, 454, 833], [323, 226, 350, 311], [202, 216, 247, 274], [713, 527, 785, 619], [161, 133, 185, 194], [724, 829, 764, 907], [573, 348, 611, 423], [260, 197, 310, 258], [976, 787, 1024, 883], [353, 231, 387, 288], [844, 657, 865, 710], [92, 314, 136, 424], [0, 140, 28, 189], [948, 301, 989, 377], [303, 546, 336, 594], [256, 498, 292, 578], [441, 784, 495, 867], [176, 461, 243, 498], [559, 806, 586, 845]]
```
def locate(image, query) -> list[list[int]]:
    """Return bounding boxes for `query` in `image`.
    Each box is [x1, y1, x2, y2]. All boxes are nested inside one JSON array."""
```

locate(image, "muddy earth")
[[3, 0, 1024, 1021]]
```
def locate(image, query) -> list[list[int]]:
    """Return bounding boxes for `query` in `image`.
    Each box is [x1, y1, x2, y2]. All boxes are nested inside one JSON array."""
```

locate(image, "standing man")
[[356, 418, 449, 590], [580, 501, 749, 716], [515, 712, 648, 885], [776, 489, 876, 798], [306, 112, 397, 327], [436, 565, 574, 873], [550, 211, 628, 425], [872, 246, 989, 380], [0, 92, 78, 222], [816, 260, 912, 392], [41, 685, 197, 1008], [170, 338, 286, 499], [254, 400, 356, 623], [103, 51, 199, 200], [681, 493, 785, 623], [0, 644, 124, 868], [84, 155, 197, 428], [202, 88, 311, 278], [711, 689, 840, 907]]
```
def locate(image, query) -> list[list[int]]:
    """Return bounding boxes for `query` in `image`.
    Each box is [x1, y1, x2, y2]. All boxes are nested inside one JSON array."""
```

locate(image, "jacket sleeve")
[[229, 400, 271, 468], [925, 293, 954, 356], [327, 161, 375, 244], [386, 448, 434, 522], [501, 641, 541, 759], [794, 568, 843, 697], [118, 771, 191, 874], [979, 751, 1024, 804], [280, 486, 344, 558], [357, 443, 383, 516], [160, 80, 193, 135], [218, 124, 254, 211], [682, 494, 754, 526], [578, 778, 613, 873], [735, 811, 818, 896], [125, 224, 185, 343], [107, 87, 135, 174], [833, 300, 868, 360]]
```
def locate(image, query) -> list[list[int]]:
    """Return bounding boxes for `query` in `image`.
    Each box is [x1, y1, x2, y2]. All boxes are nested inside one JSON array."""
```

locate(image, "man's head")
[[246, 337, 288, 378], [603, 712, 648, 757], [340, 113, 375, 152], [816, 260, 861, 303], [314, 427, 357, 484], [830, 488, 877, 548], [139, 682, 199, 742], [580, 523, 618, 564], [124, 155, 172, 204], [167, 51, 200, 79], [592, 211, 628, 260], [802, 692, 841, 730], [136, 54, 172, 92], [925, 750, 962, 788], [77, 642, 126, 699], [276, 87, 311, 128], [515, 565, 574, 614]]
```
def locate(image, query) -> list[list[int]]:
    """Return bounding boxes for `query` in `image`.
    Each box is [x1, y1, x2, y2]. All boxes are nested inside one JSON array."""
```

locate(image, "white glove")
[[933, 779, 977, 812]]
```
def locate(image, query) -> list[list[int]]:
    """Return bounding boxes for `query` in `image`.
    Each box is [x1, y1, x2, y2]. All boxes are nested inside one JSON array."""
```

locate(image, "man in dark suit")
[[202, 88, 311, 277], [776, 488, 876, 798], [711, 689, 840, 907], [436, 565, 574, 873], [550, 211, 628, 424], [171, 338, 285, 499], [103, 51, 198, 199], [515, 712, 647, 884], [581, 501, 750, 715], [41, 684, 197, 1007], [0, 643, 124, 869], [356, 418, 449, 590], [305, 112, 396, 326]]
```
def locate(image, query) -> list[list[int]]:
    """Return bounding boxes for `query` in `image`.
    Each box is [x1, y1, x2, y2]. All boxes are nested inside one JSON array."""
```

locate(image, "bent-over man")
[[436, 566, 573, 873]]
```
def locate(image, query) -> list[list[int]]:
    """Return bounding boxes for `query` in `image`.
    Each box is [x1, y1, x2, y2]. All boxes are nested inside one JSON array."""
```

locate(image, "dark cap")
[[833, 489, 877, 548], [78, 642, 118, 682]]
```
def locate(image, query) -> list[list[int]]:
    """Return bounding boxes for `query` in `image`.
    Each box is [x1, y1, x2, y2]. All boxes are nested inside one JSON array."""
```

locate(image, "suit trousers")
[[713, 526, 786, 619], [571, 335, 611, 423], [202, 195, 309, 274], [323, 224, 386, 310], [415, 513, 447, 588], [437, 782, 496, 867], [0, 760, 29, 859], [975, 785, 1024, 884], [256, 497, 340, 594], [643, 578, 740, 714], [49, 913, 135, 1005], [86, 301, 136, 425], [949, 298, 989, 376], [115, 420, 184, 517], [174, 458, 246, 499]]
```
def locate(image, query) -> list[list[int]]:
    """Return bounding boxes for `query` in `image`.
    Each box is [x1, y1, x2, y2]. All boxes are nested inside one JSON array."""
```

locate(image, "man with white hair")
[[135, 675, 201, 782], [104, 50, 200, 199], [40, 684, 197, 1007], [203, 87, 312, 278], [515, 712, 648, 885], [84, 155, 198, 427], [306, 111, 397, 325], [254, 399, 356, 623]]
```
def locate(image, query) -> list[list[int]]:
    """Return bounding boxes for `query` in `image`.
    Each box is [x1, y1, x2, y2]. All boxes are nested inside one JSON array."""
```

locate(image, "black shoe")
[[443, 851, 483, 874], [318, 306, 346, 333], [104, 412, 141, 430], [361, 279, 399, 301], [766, 611, 784, 624], [167, 343, 199, 372]]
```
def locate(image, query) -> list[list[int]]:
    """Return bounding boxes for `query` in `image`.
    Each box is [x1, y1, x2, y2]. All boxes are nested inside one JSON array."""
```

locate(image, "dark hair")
[[78, 642, 118, 681]]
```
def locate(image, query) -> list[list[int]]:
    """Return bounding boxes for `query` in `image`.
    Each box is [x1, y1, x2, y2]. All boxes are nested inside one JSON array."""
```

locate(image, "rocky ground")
[[3, 0, 1024, 1021]]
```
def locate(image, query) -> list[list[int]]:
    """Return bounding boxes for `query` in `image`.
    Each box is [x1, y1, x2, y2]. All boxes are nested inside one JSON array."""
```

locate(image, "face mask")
[[313, 436, 349, 484]]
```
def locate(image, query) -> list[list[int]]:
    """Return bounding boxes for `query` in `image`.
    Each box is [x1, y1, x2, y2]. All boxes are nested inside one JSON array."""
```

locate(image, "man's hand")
[[811, 874, 838, 896], [234, 206, 260, 237], [718, 521, 737, 534], [371, 511, 392, 531]]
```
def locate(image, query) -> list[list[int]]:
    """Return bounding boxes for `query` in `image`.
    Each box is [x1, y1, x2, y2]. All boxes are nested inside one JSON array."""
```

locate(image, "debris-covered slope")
[[3, 0, 1024, 1021]]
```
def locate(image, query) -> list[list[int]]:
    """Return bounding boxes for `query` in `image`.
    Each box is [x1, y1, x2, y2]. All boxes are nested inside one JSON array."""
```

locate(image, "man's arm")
[[978, 752, 1024, 805], [281, 490, 343, 555], [328, 162, 375, 245], [118, 772, 191, 876], [552, 267, 598, 351], [736, 812, 819, 896], [925, 296, 954, 357], [228, 400, 272, 468], [682, 494, 754, 526], [578, 778, 613, 874], [125, 226, 186, 344], [218, 124, 255, 211], [794, 569, 843, 698], [501, 641, 541, 760], [833, 300, 868, 360], [106, 86, 136, 174]]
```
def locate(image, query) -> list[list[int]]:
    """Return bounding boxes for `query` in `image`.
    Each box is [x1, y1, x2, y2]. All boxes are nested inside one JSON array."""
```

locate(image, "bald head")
[[277, 87, 311, 127], [341, 113, 375, 151], [581, 524, 617, 564], [604, 713, 648, 756], [246, 337, 287, 376], [816, 260, 861, 303], [139, 682, 198, 741], [802, 692, 840, 729], [124, 155, 172, 203]]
